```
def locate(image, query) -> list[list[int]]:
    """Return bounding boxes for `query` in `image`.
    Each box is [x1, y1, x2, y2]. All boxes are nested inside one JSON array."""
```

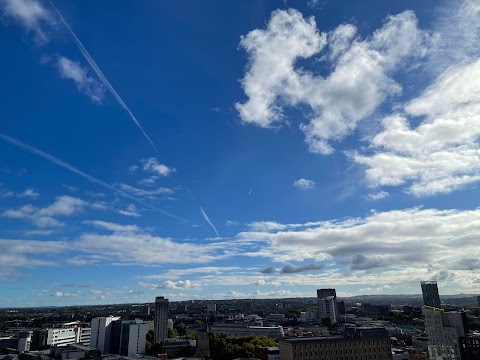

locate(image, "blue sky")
[[1, 0, 480, 307]]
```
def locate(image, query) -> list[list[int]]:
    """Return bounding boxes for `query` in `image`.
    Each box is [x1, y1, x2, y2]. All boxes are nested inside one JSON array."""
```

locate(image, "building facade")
[[209, 323, 284, 339], [422, 306, 466, 360], [279, 336, 393, 360], [154, 296, 169, 343], [317, 288, 337, 321], [90, 316, 121, 354], [318, 296, 337, 323], [421, 281, 441, 308]]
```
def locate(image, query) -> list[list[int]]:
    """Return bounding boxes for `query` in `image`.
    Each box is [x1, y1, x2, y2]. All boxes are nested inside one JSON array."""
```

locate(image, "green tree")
[[175, 322, 186, 336], [168, 327, 178, 338], [321, 316, 333, 327]]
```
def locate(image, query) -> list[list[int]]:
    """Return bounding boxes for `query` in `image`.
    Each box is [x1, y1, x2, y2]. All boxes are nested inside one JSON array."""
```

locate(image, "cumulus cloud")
[[141, 157, 176, 177], [254, 279, 266, 286], [57, 56, 104, 103], [236, 9, 430, 154], [238, 207, 480, 276], [18, 187, 39, 199], [293, 178, 316, 190], [354, 59, 480, 197]]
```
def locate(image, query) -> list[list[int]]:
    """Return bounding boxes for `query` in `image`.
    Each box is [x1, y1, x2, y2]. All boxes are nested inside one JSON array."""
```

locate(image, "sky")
[[1, 0, 480, 307]]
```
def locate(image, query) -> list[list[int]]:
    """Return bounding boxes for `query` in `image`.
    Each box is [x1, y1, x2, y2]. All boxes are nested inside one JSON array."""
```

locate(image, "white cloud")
[[293, 178, 316, 190], [200, 207, 220, 237], [138, 280, 197, 290], [2, 195, 85, 227], [118, 204, 141, 217], [141, 158, 176, 176], [57, 56, 105, 103], [254, 279, 266, 286], [238, 207, 480, 274], [115, 183, 174, 200], [366, 191, 389, 201], [143, 267, 240, 280], [18, 187, 39, 199], [1, 0, 54, 43], [236, 9, 430, 154], [354, 59, 480, 197]]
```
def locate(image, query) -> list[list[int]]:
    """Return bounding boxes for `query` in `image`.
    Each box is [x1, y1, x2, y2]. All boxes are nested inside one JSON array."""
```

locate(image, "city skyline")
[[1, 0, 480, 307]]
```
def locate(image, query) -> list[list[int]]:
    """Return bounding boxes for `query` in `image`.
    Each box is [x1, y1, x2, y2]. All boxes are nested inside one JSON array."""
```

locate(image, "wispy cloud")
[[118, 204, 141, 217], [138, 280, 197, 290], [57, 56, 104, 103], [200, 207, 220, 237], [48, 0, 158, 151], [0, 133, 181, 220], [1, 0, 54, 43], [2, 195, 85, 227]]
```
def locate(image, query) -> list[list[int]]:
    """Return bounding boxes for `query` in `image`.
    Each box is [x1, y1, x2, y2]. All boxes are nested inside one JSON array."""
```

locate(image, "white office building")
[[47, 328, 77, 346], [90, 316, 121, 354], [318, 295, 337, 323], [423, 306, 466, 360], [154, 296, 168, 343], [114, 320, 147, 357]]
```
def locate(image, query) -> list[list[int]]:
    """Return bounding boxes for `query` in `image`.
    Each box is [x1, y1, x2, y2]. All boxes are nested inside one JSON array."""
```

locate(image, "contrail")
[[200, 207, 220, 237], [0, 133, 182, 220], [48, 1, 158, 152]]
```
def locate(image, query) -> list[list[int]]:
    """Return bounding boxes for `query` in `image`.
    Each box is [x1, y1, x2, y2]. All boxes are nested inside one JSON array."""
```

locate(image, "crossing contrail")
[[0, 132, 182, 220], [48, 1, 158, 152]]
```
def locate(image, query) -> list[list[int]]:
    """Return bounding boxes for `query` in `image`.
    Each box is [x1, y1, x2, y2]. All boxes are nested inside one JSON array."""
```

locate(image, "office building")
[[111, 320, 147, 357], [90, 316, 121, 354], [207, 303, 217, 312], [421, 281, 441, 308], [258, 346, 280, 360], [317, 288, 337, 321], [47, 328, 77, 347], [154, 296, 169, 343], [422, 306, 467, 360], [318, 296, 337, 323], [279, 335, 393, 360], [460, 333, 480, 359], [209, 323, 284, 339]]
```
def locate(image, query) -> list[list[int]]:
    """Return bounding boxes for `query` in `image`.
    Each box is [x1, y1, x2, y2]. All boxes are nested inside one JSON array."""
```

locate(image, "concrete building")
[[47, 328, 77, 347], [154, 296, 169, 343], [422, 306, 467, 360], [258, 346, 280, 360], [460, 333, 480, 359], [318, 296, 337, 323], [421, 281, 441, 308], [209, 323, 284, 339], [279, 336, 393, 360], [207, 303, 217, 312], [112, 320, 146, 357], [90, 316, 121, 354], [317, 289, 337, 322]]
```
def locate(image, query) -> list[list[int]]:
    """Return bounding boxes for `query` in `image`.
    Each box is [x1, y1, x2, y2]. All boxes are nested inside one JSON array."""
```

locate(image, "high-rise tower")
[[317, 288, 337, 322], [154, 296, 168, 343], [421, 281, 441, 308]]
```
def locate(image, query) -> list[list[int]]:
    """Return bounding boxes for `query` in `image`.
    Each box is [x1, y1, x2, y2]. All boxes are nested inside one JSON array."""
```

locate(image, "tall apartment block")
[[317, 288, 337, 322], [423, 306, 467, 360], [154, 296, 169, 343], [421, 281, 441, 308], [90, 316, 121, 354]]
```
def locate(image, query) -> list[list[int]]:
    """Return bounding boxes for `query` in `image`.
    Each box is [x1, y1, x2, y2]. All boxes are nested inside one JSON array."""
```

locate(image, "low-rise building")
[[279, 336, 393, 360], [209, 323, 284, 339]]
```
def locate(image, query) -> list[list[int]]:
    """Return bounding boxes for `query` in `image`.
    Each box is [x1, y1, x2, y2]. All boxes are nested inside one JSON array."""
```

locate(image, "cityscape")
[[1, 282, 480, 359], [2, 0, 480, 359]]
